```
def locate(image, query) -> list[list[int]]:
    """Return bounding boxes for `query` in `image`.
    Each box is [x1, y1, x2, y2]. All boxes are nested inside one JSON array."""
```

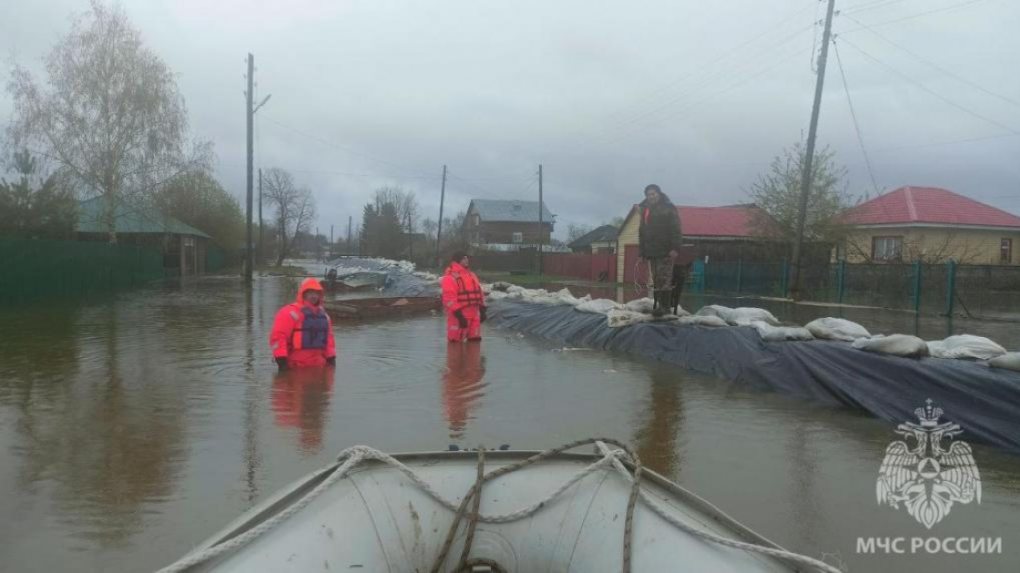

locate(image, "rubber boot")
[[651, 290, 667, 318]]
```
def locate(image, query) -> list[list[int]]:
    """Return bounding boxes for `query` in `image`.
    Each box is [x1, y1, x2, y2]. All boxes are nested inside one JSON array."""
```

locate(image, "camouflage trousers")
[[646, 258, 675, 292]]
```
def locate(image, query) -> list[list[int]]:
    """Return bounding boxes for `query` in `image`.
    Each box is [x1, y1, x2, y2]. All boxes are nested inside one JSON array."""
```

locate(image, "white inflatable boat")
[[157, 440, 839, 573]]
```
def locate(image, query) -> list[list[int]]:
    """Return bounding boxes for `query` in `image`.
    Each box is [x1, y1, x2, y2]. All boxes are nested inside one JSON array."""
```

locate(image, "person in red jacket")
[[270, 278, 337, 370], [441, 252, 486, 342]]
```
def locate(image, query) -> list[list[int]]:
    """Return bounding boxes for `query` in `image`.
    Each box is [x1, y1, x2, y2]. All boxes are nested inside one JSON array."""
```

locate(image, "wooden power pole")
[[257, 167, 263, 266], [789, 0, 837, 300], [245, 53, 254, 283], [538, 164, 544, 275], [435, 165, 447, 266]]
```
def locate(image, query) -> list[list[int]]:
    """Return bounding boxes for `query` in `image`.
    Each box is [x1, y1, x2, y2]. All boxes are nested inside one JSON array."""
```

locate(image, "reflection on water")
[[441, 342, 487, 439], [633, 368, 684, 477], [1, 276, 1019, 573], [271, 368, 336, 452]]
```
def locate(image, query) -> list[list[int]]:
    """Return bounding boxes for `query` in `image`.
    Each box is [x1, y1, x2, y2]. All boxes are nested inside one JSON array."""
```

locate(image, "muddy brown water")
[[1, 276, 1019, 573]]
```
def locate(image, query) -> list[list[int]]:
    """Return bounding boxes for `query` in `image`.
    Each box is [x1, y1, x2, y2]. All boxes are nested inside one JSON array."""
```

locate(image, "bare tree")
[[5, 1, 209, 243], [747, 141, 855, 253], [263, 168, 316, 266], [567, 223, 594, 243], [373, 186, 419, 228]]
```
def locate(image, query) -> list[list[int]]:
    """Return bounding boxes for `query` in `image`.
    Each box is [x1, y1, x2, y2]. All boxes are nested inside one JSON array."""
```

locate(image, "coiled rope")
[[156, 438, 842, 573]]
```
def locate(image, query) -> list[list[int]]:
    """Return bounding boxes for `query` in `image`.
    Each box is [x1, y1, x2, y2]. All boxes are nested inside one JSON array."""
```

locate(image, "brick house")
[[839, 186, 1020, 265], [465, 199, 555, 249]]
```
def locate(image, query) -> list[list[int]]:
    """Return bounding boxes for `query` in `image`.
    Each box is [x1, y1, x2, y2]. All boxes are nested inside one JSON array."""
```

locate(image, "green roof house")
[[76, 196, 211, 276]]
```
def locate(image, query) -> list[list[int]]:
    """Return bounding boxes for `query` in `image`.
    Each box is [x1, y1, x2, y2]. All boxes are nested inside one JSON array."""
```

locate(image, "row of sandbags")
[[485, 283, 1020, 373]]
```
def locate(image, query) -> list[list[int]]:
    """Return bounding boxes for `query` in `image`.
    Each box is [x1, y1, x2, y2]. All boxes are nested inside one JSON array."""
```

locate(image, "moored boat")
[[156, 440, 840, 573], [324, 296, 440, 320]]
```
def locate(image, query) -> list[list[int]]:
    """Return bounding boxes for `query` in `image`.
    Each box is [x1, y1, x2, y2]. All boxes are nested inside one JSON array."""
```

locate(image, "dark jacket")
[[638, 195, 683, 259]]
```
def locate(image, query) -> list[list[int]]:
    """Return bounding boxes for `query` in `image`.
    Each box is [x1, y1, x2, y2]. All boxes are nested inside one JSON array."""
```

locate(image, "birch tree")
[[5, 1, 208, 242]]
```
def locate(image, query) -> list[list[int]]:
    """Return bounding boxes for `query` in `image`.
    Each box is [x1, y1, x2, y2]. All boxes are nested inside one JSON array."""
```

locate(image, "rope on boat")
[[155, 438, 842, 573]]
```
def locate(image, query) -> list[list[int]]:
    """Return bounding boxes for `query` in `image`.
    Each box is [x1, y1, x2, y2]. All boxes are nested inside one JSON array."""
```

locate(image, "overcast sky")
[[2, 0, 1019, 239]]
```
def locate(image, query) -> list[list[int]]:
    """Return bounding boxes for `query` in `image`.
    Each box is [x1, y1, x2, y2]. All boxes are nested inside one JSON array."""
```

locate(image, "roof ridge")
[[903, 186, 918, 221]]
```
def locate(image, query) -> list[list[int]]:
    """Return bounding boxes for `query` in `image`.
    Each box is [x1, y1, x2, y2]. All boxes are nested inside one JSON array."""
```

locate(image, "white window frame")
[[872, 236, 903, 262], [512, 232, 523, 244]]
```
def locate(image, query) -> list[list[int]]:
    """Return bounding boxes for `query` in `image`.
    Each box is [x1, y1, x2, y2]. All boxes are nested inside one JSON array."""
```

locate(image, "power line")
[[258, 114, 435, 178], [841, 14, 1020, 109], [833, 38, 881, 195], [841, 0, 991, 31], [599, 45, 812, 146], [574, 1, 820, 141], [839, 37, 1019, 134], [842, 0, 910, 15], [589, 23, 817, 145], [875, 132, 1020, 151]]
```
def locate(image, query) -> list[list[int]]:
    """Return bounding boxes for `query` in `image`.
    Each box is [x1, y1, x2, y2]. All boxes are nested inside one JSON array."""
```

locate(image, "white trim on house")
[[849, 222, 1020, 232]]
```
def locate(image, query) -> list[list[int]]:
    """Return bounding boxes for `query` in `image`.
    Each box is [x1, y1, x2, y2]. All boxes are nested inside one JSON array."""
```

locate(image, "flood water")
[[1, 276, 1019, 573]]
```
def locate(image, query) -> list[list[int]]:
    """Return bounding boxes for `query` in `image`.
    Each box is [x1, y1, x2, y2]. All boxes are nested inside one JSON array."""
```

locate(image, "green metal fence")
[[0, 237, 164, 305], [692, 259, 1020, 318]]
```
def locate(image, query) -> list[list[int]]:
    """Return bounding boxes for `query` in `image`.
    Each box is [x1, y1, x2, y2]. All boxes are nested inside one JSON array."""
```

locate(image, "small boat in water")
[[326, 271, 388, 292], [324, 296, 440, 320], [157, 440, 839, 573]]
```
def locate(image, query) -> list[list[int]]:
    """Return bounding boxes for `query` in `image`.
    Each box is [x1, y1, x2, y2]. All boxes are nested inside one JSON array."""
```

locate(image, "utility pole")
[[245, 53, 254, 283], [347, 216, 352, 255], [330, 224, 334, 260], [406, 212, 413, 259], [257, 168, 263, 266], [435, 165, 447, 266], [538, 164, 544, 275], [789, 0, 837, 300]]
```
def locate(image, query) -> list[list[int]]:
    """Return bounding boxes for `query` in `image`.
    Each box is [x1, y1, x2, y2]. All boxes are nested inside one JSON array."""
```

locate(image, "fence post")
[[912, 260, 922, 313], [692, 259, 706, 294], [945, 259, 956, 316], [780, 258, 788, 298], [837, 259, 846, 304], [736, 260, 743, 295]]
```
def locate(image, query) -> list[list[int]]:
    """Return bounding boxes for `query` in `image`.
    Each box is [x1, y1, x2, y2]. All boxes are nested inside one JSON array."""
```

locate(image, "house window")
[[872, 236, 903, 262], [472, 214, 480, 226], [1002, 238, 1013, 264], [512, 232, 523, 243]]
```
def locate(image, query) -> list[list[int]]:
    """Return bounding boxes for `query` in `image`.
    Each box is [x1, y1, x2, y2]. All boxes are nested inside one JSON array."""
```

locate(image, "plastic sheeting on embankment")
[[489, 300, 1020, 455]]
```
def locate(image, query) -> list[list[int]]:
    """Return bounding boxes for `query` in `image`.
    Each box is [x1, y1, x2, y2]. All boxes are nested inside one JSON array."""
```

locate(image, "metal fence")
[[0, 237, 165, 305], [690, 259, 1020, 318]]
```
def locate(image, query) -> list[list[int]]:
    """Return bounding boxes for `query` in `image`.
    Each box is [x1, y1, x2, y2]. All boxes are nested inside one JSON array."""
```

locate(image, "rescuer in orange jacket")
[[440, 252, 486, 342], [270, 278, 337, 370]]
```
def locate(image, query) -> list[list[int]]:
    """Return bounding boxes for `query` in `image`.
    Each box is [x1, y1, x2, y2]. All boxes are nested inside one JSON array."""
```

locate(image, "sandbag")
[[927, 334, 1007, 360], [607, 308, 651, 328], [752, 321, 815, 342], [677, 315, 728, 327], [695, 305, 779, 326], [988, 352, 1020, 373], [486, 291, 508, 301], [575, 298, 623, 315], [805, 317, 871, 341], [852, 334, 929, 358], [491, 281, 514, 292], [625, 297, 655, 314]]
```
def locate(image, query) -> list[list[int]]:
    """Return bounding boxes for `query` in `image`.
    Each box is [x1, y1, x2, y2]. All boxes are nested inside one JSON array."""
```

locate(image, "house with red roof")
[[615, 203, 785, 284], [839, 186, 1020, 265]]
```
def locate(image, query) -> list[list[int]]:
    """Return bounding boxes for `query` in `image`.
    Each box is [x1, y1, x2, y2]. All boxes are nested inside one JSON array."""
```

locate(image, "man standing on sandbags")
[[638, 184, 683, 316]]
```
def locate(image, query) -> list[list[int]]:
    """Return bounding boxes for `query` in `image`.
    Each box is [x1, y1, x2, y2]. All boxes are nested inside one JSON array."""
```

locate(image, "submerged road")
[[0, 275, 1018, 572]]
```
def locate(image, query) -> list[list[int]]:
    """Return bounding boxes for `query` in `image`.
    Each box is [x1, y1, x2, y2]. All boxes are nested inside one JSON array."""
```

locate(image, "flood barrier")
[[489, 300, 1020, 454]]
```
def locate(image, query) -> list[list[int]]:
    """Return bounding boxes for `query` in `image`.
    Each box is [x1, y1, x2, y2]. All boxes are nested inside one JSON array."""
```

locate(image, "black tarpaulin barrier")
[[488, 301, 1020, 455]]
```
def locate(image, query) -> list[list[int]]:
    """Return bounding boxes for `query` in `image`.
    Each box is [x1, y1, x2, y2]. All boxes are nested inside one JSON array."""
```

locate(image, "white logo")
[[877, 400, 981, 529]]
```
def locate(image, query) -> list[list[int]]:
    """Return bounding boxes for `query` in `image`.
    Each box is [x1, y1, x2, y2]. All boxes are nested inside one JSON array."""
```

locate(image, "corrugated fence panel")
[[0, 237, 164, 305]]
